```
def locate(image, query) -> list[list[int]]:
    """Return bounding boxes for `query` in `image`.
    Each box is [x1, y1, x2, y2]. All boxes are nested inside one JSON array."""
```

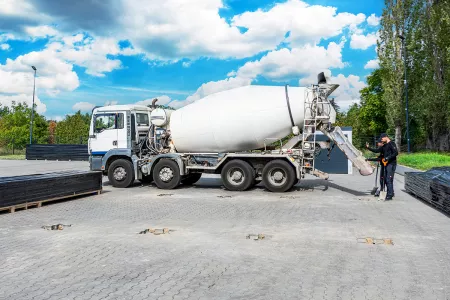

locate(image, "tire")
[[152, 159, 181, 190], [262, 160, 296, 193], [108, 158, 135, 188], [139, 175, 153, 184], [181, 173, 202, 185], [221, 160, 255, 191]]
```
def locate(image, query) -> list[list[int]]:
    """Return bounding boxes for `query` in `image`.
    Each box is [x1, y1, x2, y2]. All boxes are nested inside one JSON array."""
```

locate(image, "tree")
[[48, 121, 57, 144], [55, 111, 91, 144], [0, 102, 48, 149]]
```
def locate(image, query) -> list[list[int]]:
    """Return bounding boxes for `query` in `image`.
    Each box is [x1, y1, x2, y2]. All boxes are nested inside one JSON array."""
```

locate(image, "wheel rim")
[[227, 167, 245, 186], [159, 167, 174, 182], [267, 167, 287, 187], [113, 167, 127, 181]]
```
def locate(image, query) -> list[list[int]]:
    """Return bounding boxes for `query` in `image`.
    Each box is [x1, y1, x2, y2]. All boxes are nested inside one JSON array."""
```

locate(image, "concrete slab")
[[0, 160, 449, 300]]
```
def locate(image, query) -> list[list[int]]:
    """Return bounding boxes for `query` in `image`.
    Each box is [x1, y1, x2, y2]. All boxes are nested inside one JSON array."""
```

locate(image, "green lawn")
[[397, 152, 450, 170], [0, 154, 26, 160]]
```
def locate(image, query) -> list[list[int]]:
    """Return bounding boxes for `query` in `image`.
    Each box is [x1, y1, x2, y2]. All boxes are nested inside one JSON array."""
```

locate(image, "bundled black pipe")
[[405, 167, 450, 214], [26, 144, 89, 161], [0, 171, 102, 208]]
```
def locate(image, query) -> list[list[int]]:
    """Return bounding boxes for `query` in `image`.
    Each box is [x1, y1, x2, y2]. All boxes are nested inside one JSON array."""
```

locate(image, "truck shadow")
[[132, 177, 370, 197]]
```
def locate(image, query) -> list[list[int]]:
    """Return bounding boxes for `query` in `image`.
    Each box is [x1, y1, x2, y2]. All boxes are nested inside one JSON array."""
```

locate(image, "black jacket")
[[368, 141, 398, 164]]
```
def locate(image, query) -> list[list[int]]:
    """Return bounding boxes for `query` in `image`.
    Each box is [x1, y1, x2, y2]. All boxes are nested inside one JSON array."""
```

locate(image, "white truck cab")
[[89, 105, 151, 155]]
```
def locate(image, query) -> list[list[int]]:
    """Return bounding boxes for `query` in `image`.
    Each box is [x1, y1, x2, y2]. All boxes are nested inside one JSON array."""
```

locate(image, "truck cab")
[[88, 105, 152, 184]]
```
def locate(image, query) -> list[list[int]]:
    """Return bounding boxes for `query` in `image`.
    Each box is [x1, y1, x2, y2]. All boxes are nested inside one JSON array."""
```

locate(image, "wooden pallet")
[[0, 190, 102, 213]]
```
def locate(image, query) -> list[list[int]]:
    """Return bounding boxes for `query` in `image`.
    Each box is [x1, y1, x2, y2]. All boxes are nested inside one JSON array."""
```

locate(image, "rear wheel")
[[262, 160, 296, 193], [108, 159, 135, 188], [221, 160, 255, 191], [153, 159, 181, 190], [181, 173, 202, 185]]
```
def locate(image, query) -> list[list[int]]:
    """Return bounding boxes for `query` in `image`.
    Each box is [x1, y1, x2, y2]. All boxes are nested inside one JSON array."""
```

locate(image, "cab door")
[[89, 113, 120, 155]]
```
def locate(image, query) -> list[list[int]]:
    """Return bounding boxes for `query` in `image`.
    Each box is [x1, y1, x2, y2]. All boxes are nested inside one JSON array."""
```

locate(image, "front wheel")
[[153, 159, 181, 190], [108, 159, 135, 188], [262, 160, 296, 193]]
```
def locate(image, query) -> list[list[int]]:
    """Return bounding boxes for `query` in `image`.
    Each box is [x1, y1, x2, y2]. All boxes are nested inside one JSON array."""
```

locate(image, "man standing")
[[366, 133, 398, 200], [366, 139, 385, 196]]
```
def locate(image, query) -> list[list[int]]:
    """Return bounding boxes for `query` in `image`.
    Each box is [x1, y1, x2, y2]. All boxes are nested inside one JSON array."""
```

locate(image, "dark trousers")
[[385, 163, 397, 197], [379, 164, 385, 189]]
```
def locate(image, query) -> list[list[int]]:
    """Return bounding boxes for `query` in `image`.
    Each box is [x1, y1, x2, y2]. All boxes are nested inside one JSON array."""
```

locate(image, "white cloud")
[[0, 93, 46, 113], [135, 95, 172, 107], [301, 71, 366, 110], [72, 102, 95, 112], [25, 25, 58, 38], [120, 0, 365, 60], [350, 32, 378, 50], [367, 14, 381, 26], [0, 43, 10, 50], [364, 59, 379, 69], [236, 41, 345, 81], [0, 48, 80, 95]]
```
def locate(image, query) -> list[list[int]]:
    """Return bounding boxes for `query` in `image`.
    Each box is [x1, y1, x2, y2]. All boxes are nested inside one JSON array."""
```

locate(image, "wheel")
[[108, 159, 135, 188], [139, 174, 153, 184], [262, 160, 296, 193], [221, 160, 255, 191], [181, 173, 202, 185], [152, 159, 181, 189]]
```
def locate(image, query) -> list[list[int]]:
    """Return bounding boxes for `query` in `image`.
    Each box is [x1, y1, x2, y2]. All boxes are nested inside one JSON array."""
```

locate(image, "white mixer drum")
[[169, 85, 329, 153]]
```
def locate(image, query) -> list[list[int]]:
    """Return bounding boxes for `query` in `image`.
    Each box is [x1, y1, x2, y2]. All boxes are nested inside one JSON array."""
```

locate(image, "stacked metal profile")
[[405, 167, 450, 214], [0, 171, 102, 208], [26, 144, 89, 161]]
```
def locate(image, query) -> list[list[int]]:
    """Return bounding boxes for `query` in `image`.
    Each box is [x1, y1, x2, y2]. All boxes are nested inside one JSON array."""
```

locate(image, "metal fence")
[[0, 136, 87, 155], [26, 144, 89, 161]]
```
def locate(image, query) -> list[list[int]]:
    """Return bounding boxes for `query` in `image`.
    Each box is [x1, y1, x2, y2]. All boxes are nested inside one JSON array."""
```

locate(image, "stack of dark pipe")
[[0, 171, 102, 208], [26, 144, 89, 161], [405, 167, 450, 214]]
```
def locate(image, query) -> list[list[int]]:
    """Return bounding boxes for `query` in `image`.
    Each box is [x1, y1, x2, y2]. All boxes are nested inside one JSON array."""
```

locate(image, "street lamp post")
[[29, 66, 37, 144], [398, 34, 411, 153]]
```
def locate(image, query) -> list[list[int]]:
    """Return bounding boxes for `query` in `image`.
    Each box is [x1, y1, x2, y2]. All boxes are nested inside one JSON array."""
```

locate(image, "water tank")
[[169, 85, 336, 153]]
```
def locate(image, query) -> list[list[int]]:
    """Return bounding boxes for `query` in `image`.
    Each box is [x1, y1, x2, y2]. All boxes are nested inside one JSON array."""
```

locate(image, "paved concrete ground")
[[1, 160, 449, 300]]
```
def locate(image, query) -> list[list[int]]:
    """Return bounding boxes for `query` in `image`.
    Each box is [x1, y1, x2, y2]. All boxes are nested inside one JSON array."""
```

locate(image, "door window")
[[94, 113, 124, 133]]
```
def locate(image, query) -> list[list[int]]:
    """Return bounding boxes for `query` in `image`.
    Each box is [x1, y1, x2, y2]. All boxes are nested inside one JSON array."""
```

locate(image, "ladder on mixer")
[[300, 85, 332, 176]]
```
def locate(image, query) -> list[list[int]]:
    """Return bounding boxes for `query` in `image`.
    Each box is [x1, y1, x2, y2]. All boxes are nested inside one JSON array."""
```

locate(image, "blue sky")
[[0, 0, 382, 121]]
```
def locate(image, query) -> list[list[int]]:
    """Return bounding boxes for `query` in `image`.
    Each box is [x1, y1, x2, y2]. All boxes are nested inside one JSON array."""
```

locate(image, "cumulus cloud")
[[236, 41, 346, 80], [0, 93, 47, 114], [25, 25, 59, 38], [0, 49, 80, 95], [364, 59, 379, 69], [299, 70, 366, 109], [72, 102, 95, 112], [1, 0, 366, 61], [350, 32, 378, 50], [0, 43, 10, 50], [367, 14, 381, 26]]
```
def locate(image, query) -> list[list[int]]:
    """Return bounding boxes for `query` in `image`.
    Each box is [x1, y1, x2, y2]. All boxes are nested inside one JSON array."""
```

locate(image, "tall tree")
[[378, 0, 411, 150], [55, 111, 91, 144]]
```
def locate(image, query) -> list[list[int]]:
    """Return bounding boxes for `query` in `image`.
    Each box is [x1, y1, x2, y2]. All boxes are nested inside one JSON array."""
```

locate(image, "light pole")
[[29, 66, 37, 144], [398, 34, 411, 153]]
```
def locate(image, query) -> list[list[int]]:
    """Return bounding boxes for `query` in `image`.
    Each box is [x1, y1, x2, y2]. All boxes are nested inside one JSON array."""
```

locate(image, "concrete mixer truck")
[[88, 72, 373, 192]]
